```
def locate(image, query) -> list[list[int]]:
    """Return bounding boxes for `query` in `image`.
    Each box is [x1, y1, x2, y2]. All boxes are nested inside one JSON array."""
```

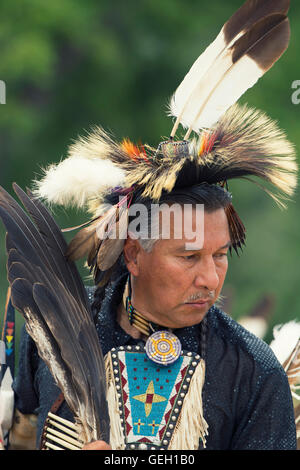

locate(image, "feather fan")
[[169, 0, 291, 136], [0, 184, 110, 445]]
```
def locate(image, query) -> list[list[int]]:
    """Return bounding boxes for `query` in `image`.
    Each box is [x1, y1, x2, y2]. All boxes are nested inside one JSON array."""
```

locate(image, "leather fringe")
[[168, 359, 208, 450], [105, 352, 126, 450]]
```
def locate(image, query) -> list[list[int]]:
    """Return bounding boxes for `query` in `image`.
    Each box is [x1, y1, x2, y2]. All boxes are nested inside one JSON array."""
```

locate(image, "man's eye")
[[183, 254, 196, 260], [214, 253, 227, 259]]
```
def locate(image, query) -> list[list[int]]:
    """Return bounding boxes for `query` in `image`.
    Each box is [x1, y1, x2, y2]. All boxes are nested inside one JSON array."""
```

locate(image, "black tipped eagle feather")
[[169, 0, 291, 135]]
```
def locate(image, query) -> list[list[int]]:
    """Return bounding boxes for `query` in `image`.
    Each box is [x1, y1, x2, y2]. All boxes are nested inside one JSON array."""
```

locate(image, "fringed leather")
[[105, 352, 126, 450], [168, 359, 208, 450]]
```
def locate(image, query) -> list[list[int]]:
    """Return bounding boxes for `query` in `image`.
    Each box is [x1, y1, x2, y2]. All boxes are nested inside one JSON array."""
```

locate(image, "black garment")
[[13, 276, 297, 450]]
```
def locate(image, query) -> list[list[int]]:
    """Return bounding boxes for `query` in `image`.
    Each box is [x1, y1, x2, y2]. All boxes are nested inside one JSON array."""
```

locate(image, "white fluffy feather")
[[34, 157, 125, 208], [269, 321, 300, 366]]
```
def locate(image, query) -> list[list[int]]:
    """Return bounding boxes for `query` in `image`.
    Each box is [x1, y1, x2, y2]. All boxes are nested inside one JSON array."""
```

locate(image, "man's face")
[[125, 207, 231, 329]]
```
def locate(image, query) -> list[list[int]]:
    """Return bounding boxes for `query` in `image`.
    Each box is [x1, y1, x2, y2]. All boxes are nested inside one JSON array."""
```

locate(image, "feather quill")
[[169, 0, 290, 136], [0, 185, 110, 444]]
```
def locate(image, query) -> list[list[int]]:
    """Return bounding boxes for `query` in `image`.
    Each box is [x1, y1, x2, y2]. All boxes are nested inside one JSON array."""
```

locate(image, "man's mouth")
[[184, 299, 210, 308]]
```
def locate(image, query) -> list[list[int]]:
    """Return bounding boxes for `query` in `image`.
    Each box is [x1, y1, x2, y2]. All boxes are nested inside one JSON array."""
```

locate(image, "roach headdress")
[[34, 0, 297, 287]]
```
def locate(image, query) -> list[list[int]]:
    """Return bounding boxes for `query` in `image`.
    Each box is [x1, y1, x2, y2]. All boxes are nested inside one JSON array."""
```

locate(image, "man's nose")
[[194, 256, 219, 292]]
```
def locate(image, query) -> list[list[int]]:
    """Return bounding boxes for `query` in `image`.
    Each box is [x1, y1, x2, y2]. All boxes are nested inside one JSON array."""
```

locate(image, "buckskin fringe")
[[105, 352, 126, 450], [168, 359, 208, 450]]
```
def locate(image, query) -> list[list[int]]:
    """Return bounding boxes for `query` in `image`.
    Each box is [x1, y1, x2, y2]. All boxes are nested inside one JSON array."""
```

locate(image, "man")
[[8, 183, 296, 450], [1, 0, 298, 450]]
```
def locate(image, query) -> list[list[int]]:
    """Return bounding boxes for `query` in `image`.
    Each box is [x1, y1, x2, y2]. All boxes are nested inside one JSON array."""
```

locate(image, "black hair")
[[105, 182, 232, 211], [158, 182, 232, 211]]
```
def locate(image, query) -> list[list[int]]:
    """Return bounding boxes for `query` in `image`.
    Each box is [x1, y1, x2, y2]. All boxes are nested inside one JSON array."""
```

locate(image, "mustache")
[[184, 290, 215, 303]]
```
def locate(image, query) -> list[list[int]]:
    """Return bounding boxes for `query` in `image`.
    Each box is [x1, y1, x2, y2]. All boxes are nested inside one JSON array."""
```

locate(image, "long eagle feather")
[[169, 0, 291, 136], [0, 184, 110, 445]]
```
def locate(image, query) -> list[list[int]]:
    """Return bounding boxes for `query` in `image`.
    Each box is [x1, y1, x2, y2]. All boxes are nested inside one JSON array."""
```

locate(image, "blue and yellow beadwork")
[[145, 331, 182, 366]]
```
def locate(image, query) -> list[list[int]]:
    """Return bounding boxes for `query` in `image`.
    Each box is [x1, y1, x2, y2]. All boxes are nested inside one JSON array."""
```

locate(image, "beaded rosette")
[[105, 345, 208, 450]]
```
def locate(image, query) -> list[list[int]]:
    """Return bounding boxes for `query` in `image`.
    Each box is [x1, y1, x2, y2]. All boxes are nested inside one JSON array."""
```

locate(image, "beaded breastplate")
[[105, 344, 208, 450]]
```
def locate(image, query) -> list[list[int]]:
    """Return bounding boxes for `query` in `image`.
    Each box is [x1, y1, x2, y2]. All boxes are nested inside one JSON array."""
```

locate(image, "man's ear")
[[123, 237, 141, 276]]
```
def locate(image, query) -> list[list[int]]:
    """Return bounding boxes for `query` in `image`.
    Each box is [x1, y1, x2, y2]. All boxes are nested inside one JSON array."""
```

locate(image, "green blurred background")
[[0, 0, 299, 363]]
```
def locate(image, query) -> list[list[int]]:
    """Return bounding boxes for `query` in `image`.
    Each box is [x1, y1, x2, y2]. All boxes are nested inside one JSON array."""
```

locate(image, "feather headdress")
[[0, 184, 110, 445], [32, 0, 297, 285]]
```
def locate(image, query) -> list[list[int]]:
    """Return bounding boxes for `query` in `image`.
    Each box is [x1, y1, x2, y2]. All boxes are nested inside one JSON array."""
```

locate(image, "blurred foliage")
[[0, 0, 300, 361]]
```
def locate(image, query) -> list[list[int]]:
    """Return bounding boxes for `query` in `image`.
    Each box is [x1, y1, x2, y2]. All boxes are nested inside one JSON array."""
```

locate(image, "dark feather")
[[66, 220, 101, 261], [5, 233, 15, 253], [94, 265, 115, 287], [66, 205, 118, 262], [10, 277, 79, 414], [8, 260, 37, 286], [87, 231, 101, 267], [0, 202, 46, 269], [224, 203, 246, 256], [0, 185, 110, 444], [223, 0, 290, 44], [97, 207, 128, 271], [232, 14, 290, 70], [14, 184, 89, 309], [97, 237, 126, 272]]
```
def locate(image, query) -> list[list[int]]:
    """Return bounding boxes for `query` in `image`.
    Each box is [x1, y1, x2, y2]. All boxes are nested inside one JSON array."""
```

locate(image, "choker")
[[123, 283, 182, 366], [126, 295, 158, 337]]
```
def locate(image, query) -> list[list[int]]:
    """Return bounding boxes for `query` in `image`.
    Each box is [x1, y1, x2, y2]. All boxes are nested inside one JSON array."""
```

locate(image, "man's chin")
[[182, 301, 213, 325], [147, 302, 213, 330], [171, 306, 211, 329]]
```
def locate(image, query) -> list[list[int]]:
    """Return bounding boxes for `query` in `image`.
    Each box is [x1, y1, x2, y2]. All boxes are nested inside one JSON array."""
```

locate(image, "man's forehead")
[[174, 240, 232, 252], [157, 204, 229, 248]]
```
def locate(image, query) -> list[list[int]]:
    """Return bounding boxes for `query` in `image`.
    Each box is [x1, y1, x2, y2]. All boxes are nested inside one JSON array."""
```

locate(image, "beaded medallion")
[[145, 331, 182, 366]]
